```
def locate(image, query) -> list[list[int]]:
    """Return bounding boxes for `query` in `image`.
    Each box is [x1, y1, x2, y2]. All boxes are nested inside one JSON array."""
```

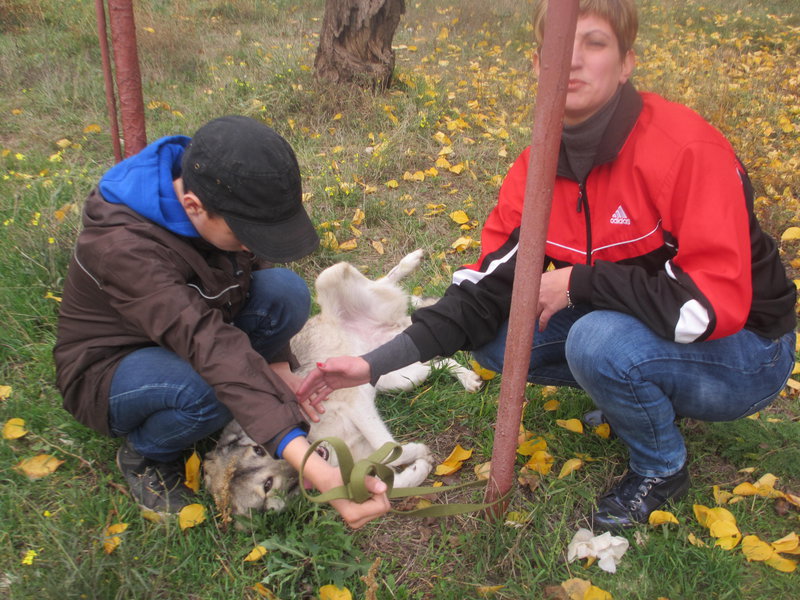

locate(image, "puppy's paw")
[[395, 441, 433, 466], [393, 457, 433, 488], [456, 368, 484, 393]]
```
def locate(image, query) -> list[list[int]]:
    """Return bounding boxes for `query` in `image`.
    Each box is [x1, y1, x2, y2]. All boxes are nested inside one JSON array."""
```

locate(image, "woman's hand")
[[537, 266, 573, 330], [296, 356, 371, 413], [281, 436, 390, 529]]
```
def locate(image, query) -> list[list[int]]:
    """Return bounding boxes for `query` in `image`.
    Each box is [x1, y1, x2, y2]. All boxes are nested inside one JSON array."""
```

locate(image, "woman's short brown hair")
[[532, 0, 638, 55]]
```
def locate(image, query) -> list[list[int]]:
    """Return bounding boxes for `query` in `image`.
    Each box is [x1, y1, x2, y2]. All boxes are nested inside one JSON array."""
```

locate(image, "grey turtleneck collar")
[[561, 84, 624, 183]]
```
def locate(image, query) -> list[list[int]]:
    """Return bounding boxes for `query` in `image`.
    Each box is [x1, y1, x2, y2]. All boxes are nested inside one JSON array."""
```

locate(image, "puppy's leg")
[[343, 387, 433, 472], [381, 249, 424, 284], [430, 358, 484, 392], [375, 362, 432, 393]]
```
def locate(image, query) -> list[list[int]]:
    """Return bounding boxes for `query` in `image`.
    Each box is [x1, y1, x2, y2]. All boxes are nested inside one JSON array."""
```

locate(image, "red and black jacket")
[[406, 82, 796, 361]]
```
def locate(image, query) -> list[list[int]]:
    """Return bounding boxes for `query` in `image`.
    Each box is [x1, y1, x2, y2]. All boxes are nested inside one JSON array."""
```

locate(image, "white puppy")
[[203, 250, 482, 518]]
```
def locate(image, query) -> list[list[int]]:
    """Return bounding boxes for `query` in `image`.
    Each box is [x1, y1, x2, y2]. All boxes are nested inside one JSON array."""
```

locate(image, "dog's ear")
[[214, 421, 251, 449]]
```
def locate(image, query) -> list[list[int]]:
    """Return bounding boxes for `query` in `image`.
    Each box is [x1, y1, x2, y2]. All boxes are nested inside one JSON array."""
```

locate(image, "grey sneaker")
[[116, 438, 194, 514]]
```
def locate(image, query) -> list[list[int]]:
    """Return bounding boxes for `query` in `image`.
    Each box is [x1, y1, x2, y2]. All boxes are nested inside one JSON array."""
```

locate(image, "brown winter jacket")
[[53, 189, 308, 454]]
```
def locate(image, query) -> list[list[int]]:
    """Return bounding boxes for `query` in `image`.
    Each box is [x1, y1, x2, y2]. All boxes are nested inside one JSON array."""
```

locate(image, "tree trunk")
[[314, 0, 405, 90]]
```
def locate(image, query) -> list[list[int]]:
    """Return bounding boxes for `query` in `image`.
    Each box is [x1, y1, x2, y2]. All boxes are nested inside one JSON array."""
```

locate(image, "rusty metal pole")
[[484, 0, 579, 516], [94, 0, 123, 163], [107, 0, 147, 157]]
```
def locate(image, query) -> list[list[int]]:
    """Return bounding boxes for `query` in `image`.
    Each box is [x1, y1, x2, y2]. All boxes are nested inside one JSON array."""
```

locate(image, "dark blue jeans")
[[108, 268, 310, 462], [473, 308, 795, 477]]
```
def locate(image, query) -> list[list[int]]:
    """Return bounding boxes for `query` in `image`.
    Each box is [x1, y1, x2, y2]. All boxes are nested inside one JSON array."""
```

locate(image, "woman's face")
[[536, 13, 635, 126]]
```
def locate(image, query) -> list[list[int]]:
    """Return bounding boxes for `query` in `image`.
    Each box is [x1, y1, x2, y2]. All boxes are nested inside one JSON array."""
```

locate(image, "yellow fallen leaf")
[[185, 451, 201, 492], [103, 522, 128, 554], [0, 385, 12, 400], [56, 138, 71, 149], [585, 585, 613, 600], [517, 436, 547, 456], [319, 584, 352, 600], [558, 458, 583, 479], [712, 485, 735, 505], [385, 179, 399, 188], [351, 207, 365, 226], [321, 231, 339, 251], [244, 544, 268, 562], [3, 417, 28, 440], [524, 450, 554, 476], [371, 240, 385, 255], [709, 521, 741, 550], [474, 461, 491, 480], [771, 532, 800, 554], [338, 238, 358, 251], [765, 553, 797, 572], [469, 359, 496, 380], [781, 226, 800, 241], [593, 423, 611, 439], [450, 210, 470, 224], [451, 235, 478, 252], [403, 170, 425, 182], [687, 533, 707, 547], [649, 510, 679, 525], [83, 123, 102, 133], [178, 503, 206, 530], [556, 419, 584, 434], [448, 162, 466, 174], [140, 509, 165, 523], [435, 156, 451, 169], [540, 386, 558, 397], [14, 455, 64, 479], [504, 510, 532, 528], [476, 585, 504, 596], [543, 399, 560, 411], [561, 578, 591, 600], [742, 535, 774, 561], [433, 131, 451, 145], [434, 443, 473, 475], [251, 583, 279, 599]]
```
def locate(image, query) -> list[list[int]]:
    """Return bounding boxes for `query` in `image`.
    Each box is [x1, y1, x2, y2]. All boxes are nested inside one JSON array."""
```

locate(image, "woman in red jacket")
[[299, 0, 796, 530]]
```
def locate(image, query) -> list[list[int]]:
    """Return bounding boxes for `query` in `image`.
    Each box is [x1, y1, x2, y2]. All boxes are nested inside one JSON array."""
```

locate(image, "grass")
[[1, 0, 799, 598]]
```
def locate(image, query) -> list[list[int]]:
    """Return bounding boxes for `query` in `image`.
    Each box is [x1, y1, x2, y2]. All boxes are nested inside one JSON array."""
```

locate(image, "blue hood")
[[98, 135, 199, 237]]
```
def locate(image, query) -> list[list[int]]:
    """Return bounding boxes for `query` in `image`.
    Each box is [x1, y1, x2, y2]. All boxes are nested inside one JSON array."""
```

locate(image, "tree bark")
[[314, 0, 405, 90]]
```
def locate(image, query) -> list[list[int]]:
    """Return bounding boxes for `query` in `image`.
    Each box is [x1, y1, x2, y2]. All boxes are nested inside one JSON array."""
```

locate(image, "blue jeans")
[[473, 308, 796, 478], [108, 268, 311, 462]]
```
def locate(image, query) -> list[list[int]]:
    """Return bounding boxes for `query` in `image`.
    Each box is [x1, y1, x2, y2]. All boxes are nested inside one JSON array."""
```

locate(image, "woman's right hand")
[[296, 356, 372, 409]]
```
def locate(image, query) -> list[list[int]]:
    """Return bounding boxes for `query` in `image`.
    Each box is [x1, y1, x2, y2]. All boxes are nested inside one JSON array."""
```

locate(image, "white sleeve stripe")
[[452, 243, 519, 286], [674, 299, 709, 343]]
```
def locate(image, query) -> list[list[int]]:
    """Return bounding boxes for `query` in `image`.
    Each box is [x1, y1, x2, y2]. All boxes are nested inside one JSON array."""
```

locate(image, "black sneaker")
[[116, 438, 194, 514], [591, 464, 690, 531]]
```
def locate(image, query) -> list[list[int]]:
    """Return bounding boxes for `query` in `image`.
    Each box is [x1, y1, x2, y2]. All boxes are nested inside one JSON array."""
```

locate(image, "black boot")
[[116, 438, 194, 514], [591, 465, 690, 531]]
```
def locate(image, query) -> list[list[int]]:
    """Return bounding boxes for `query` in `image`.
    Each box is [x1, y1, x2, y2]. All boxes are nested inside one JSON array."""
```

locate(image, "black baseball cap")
[[181, 115, 319, 262]]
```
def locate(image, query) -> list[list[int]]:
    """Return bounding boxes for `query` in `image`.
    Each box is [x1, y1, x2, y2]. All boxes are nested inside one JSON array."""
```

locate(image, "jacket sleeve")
[[78, 236, 308, 447], [570, 140, 753, 342], [406, 151, 531, 360]]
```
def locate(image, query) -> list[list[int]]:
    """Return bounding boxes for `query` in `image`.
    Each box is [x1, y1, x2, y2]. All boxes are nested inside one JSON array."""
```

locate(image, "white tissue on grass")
[[567, 528, 630, 573]]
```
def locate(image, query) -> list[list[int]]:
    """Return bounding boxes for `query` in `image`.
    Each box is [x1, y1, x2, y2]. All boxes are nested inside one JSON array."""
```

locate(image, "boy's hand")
[[271, 361, 325, 422], [281, 436, 390, 528]]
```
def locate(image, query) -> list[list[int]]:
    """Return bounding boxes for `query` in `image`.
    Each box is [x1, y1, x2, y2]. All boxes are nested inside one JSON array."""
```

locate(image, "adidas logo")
[[610, 205, 631, 225]]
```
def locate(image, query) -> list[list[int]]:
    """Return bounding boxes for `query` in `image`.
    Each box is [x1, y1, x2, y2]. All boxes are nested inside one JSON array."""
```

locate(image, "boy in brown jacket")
[[54, 116, 389, 527]]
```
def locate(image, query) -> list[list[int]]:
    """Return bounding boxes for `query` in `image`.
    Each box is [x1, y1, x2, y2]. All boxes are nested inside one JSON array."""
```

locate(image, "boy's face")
[[178, 185, 249, 253]]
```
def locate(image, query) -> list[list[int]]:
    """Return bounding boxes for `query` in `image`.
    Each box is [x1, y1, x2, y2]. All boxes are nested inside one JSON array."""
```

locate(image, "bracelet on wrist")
[[566, 289, 575, 309]]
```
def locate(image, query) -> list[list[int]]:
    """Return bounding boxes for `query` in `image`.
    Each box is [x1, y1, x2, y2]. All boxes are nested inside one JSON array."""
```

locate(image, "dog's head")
[[203, 421, 299, 518]]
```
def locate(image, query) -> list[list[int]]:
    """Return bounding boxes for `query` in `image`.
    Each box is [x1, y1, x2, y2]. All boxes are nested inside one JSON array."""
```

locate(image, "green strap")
[[299, 437, 511, 518]]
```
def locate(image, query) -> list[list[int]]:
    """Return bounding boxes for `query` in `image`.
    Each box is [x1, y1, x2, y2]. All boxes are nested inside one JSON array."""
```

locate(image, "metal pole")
[[483, 0, 579, 516], [107, 0, 147, 157], [94, 0, 123, 163]]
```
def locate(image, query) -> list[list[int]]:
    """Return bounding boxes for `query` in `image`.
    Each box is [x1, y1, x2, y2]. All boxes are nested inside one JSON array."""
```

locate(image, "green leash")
[[299, 437, 511, 518]]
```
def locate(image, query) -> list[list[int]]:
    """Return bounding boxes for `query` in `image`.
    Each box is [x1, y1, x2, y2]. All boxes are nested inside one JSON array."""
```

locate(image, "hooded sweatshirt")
[[54, 137, 308, 456]]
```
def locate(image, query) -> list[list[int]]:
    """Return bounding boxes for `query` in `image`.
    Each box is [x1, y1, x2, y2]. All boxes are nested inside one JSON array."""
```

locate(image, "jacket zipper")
[[576, 183, 593, 265]]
